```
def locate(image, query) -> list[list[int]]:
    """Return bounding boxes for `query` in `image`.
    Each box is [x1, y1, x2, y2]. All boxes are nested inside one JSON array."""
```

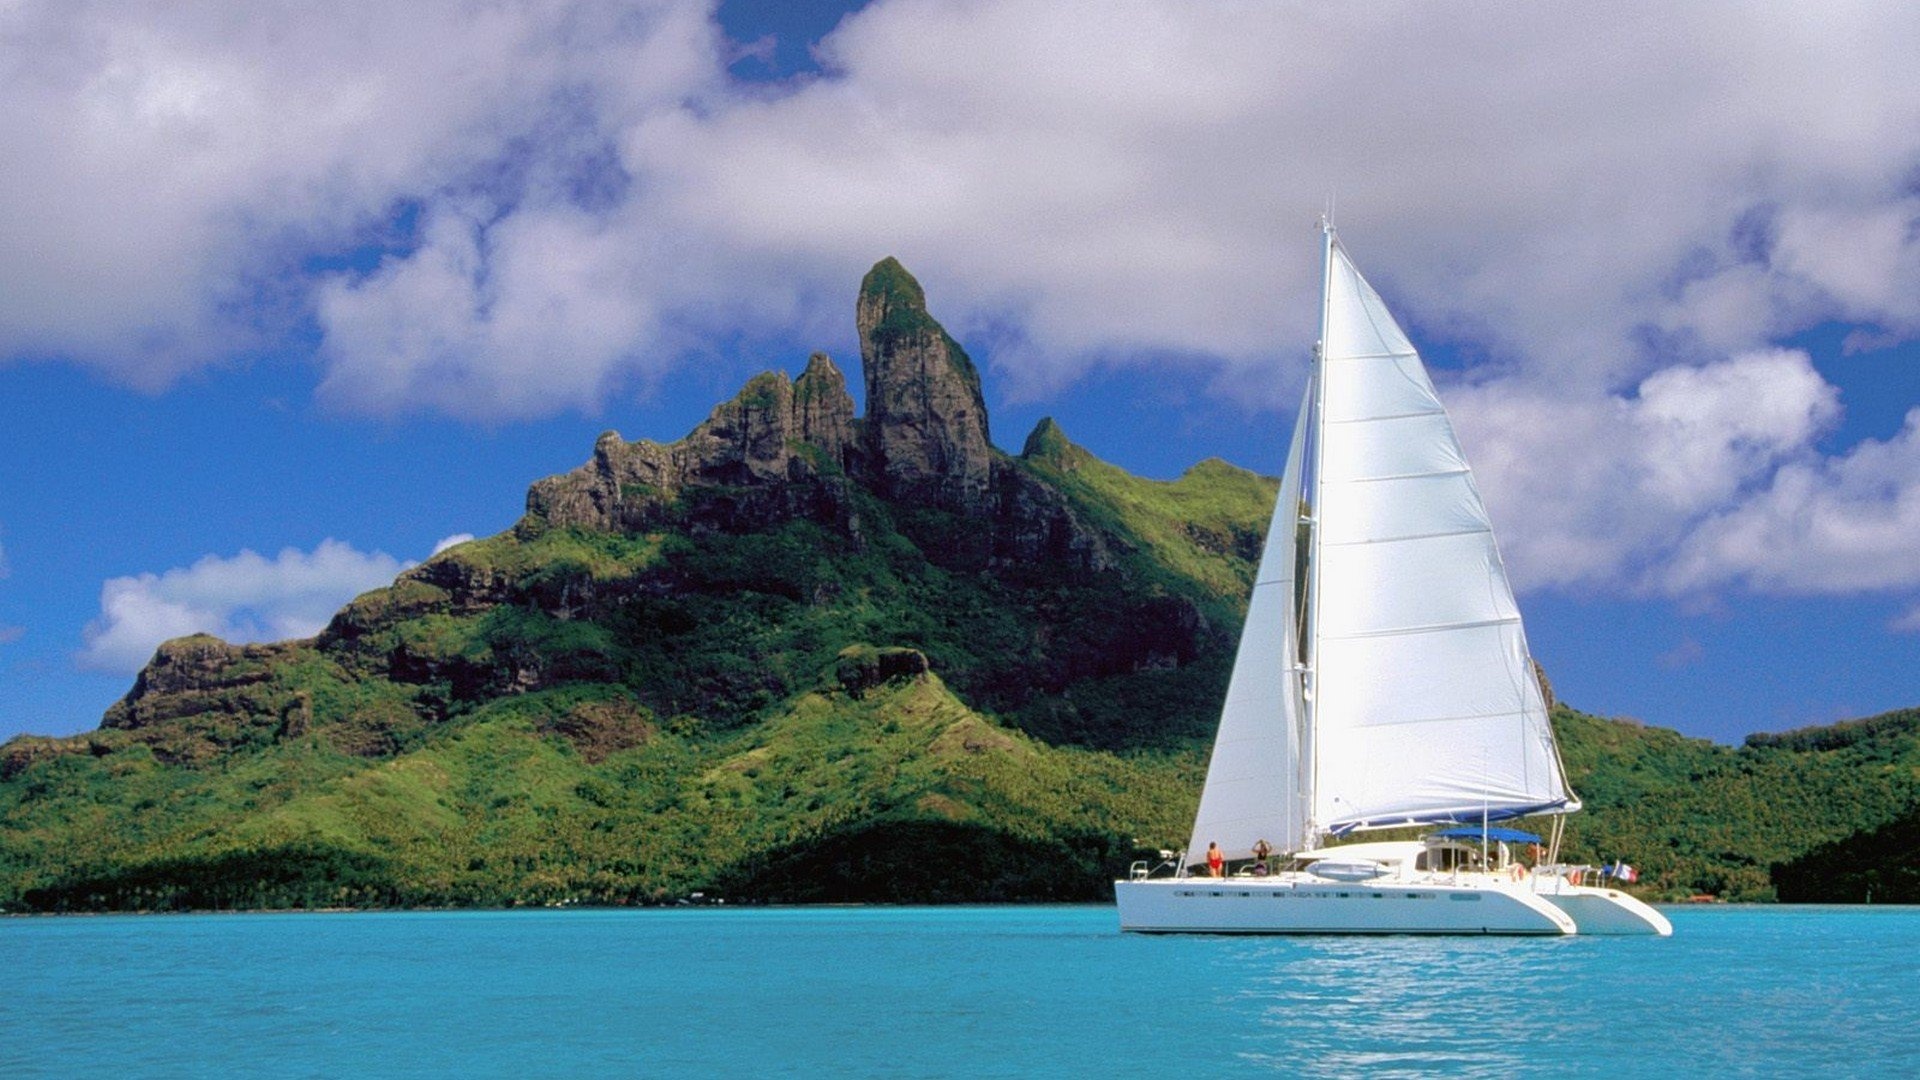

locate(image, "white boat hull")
[[1534, 882, 1673, 936], [1114, 875, 1576, 935]]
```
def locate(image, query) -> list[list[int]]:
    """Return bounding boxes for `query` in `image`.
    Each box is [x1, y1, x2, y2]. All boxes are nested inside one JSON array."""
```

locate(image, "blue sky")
[[2, 1, 1917, 746]]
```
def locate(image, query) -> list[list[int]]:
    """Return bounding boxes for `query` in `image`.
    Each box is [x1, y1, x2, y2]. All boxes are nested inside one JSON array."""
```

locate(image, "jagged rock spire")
[[793, 351, 856, 467], [857, 257, 992, 508], [524, 259, 1109, 571]]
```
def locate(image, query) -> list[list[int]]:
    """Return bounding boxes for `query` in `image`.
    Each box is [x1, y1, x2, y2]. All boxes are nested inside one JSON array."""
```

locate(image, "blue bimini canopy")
[[1429, 826, 1543, 844]]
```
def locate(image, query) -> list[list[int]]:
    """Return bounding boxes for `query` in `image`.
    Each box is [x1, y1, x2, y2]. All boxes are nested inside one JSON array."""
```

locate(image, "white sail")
[[1307, 237, 1574, 833], [1183, 379, 1313, 863]]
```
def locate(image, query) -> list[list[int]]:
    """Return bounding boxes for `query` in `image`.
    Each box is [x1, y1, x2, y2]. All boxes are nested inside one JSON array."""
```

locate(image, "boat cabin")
[[1416, 826, 1542, 873]]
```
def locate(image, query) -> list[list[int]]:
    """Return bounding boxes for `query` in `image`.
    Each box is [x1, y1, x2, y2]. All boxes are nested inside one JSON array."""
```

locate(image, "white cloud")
[[313, 200, 688, 419], [431, 533, 477, 556], [1454, 352, 1920, 617], [7, 2, 1920, 610], [1449, 349, 1839, 592], [7, 2, 1919, 415], [1664, 408, 1920, 597], [77, 539, 409, 675], [0, 0, 716, 385], [621, 1, 1920, 399]]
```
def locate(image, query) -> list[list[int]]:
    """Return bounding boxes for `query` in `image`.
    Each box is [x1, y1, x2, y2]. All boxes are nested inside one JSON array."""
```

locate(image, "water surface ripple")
[[5, 905, 1915, 1077]]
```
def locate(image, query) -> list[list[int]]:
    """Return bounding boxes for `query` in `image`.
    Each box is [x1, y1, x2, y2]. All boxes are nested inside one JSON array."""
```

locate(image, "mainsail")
[[1182, 228, 1574, 867], [1308, 234, 1574, 834]]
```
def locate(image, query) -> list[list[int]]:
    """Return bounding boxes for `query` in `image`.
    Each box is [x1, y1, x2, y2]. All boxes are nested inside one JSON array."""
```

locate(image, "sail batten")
[[1321, 614, 1523, 641], [1325, 412, 1446, 425], [1341, 467, 1472, 484], [1322, 527, 1492, 546]]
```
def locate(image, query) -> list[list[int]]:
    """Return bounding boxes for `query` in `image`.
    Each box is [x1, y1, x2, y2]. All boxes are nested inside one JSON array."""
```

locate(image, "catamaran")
[[1114, 224, 1670, 936]]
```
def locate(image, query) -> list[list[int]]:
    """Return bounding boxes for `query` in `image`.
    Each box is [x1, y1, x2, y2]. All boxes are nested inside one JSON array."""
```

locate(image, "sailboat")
[[1113, 225, 1670, 936]]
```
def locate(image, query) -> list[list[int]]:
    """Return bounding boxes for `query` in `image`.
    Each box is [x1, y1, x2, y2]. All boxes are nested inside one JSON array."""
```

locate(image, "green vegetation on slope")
[[1553, 706, 1920, 901], [1772, 803, 1920, 903], [1021, 424, 1274, 603], [3, 405, 1916, 910], [3, 673, 1201, 911], [2, 412, 1254, 910]]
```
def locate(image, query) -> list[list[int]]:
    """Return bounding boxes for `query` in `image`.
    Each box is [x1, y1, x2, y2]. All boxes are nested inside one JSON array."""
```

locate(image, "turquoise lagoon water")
[[5, 905, 1916, 1077]]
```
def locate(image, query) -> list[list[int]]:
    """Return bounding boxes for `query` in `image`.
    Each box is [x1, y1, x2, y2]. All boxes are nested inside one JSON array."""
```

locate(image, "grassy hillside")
[[1554, 707, 1920, 900], [12, 689, 1918, 909], [1, 671, 1202, 911], [3, 408, 1915, 909]]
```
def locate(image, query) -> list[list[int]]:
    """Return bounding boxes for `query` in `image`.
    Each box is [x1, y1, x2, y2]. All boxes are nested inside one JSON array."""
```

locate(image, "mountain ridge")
[[3, 258, 1916, 910]]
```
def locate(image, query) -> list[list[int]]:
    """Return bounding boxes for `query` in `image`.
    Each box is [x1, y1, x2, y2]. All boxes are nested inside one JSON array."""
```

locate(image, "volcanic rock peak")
[[856, 257, 993, 508]]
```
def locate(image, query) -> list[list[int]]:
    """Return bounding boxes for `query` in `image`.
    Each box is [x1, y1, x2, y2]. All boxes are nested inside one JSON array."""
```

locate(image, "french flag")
[[1607, 862, 1638, 883]]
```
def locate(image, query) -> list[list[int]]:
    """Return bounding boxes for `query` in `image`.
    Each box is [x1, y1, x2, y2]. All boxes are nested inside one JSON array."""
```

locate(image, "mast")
[[1300, 218, 1335, 850]]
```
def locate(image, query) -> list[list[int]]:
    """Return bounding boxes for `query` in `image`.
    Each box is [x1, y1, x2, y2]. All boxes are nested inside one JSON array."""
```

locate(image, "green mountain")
[[1553, 707, 1920, 899], [3, 260, 1915, 911]]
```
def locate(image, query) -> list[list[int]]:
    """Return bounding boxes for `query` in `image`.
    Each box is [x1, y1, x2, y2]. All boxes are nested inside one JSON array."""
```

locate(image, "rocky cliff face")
[[526, 353, 861, 535], [102, 635, 299, 733], [521, 257, 1108, 571], [849, 258, 1113, 571], [857, 257, 993, 509], [791, 351, 857, 463]]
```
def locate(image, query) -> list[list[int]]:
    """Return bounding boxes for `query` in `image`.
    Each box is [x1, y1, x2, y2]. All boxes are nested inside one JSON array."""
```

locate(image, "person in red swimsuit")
[[1206, 841, 1224, 878]]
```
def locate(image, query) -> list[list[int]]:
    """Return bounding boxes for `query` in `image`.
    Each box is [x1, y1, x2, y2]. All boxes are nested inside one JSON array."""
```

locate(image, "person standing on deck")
[[1206, 842, 1224, 877]]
